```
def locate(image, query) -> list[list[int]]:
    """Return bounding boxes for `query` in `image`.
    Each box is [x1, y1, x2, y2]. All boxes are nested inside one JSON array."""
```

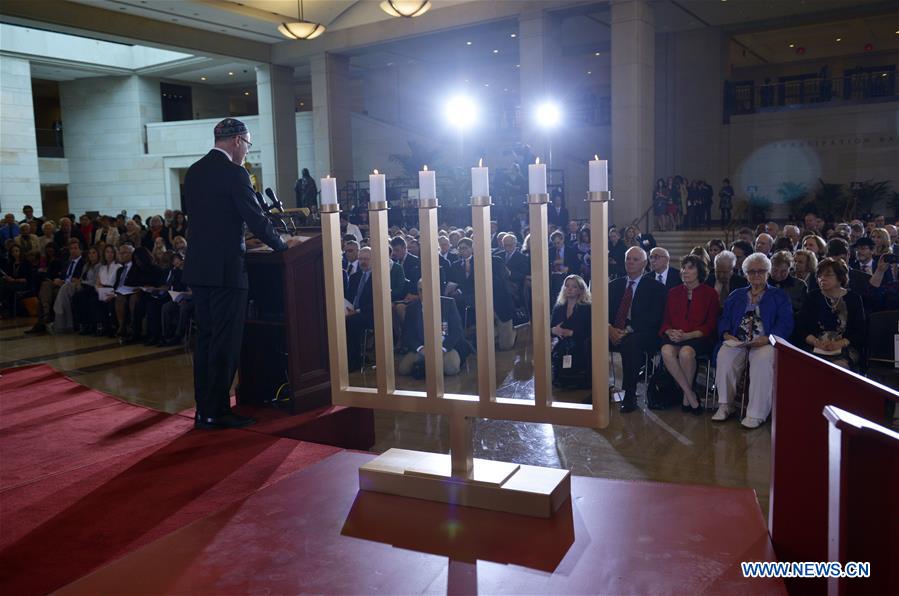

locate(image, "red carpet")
[[0, 364, 341, 595]]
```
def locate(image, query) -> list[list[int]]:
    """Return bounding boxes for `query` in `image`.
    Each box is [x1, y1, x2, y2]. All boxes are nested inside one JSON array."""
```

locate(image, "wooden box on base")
[[359, 448, 571, 518]]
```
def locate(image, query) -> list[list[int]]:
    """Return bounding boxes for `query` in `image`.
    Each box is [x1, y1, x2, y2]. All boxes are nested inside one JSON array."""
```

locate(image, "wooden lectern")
[[237, 228, 331, 412]]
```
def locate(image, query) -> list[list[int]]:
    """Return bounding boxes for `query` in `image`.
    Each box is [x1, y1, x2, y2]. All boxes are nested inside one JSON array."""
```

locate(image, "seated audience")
[[142, 215, 169, 250], [168, 210, 188, 244], [119, 219, 144, 247], [398, 282, 471, 377], [772, 236, 794, 254], [114, 246, 162, 343], [659, 255, 719, 414], [768, 250, 807, 314], [94, 216, 120, 246], [27, 238, 84, 334], [793, 248, 819, 291], [754, 233, 774, 256], [1, 244, 32, 316], [797, 258, 866, 370], [159, 252, 193, 346], [608, 247, 667, 413], [802, 234, 827, 260], [706, 250, 748, 305], [60, 245, 100, 334], [551, 274, 592, 388], [38, 221, 56, 255], [712, 252, 793, 429], [706, 239, 725, 262], [391, 235, 421, 296], [343, 240, 361, 277], [345, 246, 374, 371], [782, 225, 801, 251], [500, 233, 530, 303], [648, 247, 681, 291], [825, 237, 871, 298], [15, 223, 39, 256], [608, 226, 626, 279], [575, 227, 592, 284], [730, 240, 753, 275]]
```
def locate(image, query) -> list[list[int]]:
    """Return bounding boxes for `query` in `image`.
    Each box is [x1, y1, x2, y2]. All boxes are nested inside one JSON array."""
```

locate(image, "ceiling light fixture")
[[380, 0, 431, 18], [244, 92, 250, 96], [788, 43, 795, 48], [510, 33, 517, 38], [493, 49, 499, 54], [835, 37, 842, 42], [200, 76, 207, 81], [466, 41, 472, 46], [228, 71, 234, 76], [278, 0, 326, 40]]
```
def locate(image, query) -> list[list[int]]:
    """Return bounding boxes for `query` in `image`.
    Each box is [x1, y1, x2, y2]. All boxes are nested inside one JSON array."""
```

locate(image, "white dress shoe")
[[711, 405, 734, 421], [741, 416, 765, 429]]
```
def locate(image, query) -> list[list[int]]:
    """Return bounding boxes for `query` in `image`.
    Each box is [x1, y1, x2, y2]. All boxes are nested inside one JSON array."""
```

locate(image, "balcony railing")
[[36, 128, 64, 158], [724, 70, 898, 120]]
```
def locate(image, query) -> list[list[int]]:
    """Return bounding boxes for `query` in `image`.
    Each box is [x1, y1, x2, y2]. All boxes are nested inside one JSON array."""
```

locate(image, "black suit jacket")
[[549, 245, 580, 275], [397, 253, 421, 294], [608, 274, 666, 335], [58, 256, 85, 282], [650, 266, 681, 291], [448, 257, 476, 297], [402, 296, 470, 360], [548, 205, 569, 229], [501, 250, 530, 286], [346, 269, 374, 325], [182, 150, 286, 289]]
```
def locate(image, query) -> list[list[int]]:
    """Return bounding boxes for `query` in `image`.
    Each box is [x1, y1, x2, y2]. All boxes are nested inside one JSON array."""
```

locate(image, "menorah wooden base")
[[359, 448, 571, 518]]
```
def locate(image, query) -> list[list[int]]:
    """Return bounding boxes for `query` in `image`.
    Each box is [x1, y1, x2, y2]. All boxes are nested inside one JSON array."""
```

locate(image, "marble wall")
[[0, 56, 41, 217]]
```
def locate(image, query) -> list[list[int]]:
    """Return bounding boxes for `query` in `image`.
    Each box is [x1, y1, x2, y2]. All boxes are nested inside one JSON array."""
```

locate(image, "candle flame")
[[535, 157, 541, 165], [373, 169, 379, 175], [594, 154, 599, 161], [423, 165, 428, 171], [478, 158, 483, 167]]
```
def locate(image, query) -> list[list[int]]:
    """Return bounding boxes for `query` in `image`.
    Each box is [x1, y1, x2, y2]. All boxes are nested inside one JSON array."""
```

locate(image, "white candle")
[[471, 158, 489, 197], [528, 157, 547, 195], [369, 169, 386, 203], [589, 155, 608, 192], [419, 165, 436, 200], [320, 175, 338, 205]]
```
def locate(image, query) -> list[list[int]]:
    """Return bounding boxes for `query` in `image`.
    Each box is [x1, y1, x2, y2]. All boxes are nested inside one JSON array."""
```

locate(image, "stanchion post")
[[320, 203, 348, 393], [528, 193, 552, 409], [417, 198, 444, 399], [588, 191, 611, 428], [368, 201, 396, 394], [470, 195, 497, 402]]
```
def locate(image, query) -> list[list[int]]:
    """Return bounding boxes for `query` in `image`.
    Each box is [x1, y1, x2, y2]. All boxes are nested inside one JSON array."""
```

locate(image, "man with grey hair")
[[707, 250, 747, 304], [754, 233, 774, 257], [782, 225, 801, 252], [608, 246, 667, 412], [649, 246, 681, 291]]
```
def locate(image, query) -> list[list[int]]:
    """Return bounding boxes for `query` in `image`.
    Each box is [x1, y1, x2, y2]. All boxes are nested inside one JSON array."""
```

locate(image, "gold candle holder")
[[417, 196, 444, 400], [586, 190, 610, 427], [586, 191, 612, 203], [527, 193, 551, 408], [528, 193, 550, 204], [319, 203, 340, 214], [368, 201, 389, 211]]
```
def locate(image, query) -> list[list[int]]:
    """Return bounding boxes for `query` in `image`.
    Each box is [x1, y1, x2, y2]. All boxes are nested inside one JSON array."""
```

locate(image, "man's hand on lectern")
[[285, 236, 304, 248]]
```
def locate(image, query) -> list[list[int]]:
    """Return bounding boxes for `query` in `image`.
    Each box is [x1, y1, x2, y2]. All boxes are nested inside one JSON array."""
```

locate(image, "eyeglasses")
[[239, 137, 253, 149], [746, 269, 768, 275]]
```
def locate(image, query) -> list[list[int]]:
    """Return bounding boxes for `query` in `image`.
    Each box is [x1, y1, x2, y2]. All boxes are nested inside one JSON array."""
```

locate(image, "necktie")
[[65, 260, 75, 280], [354, 271, 369, 310], [116, 264, 129, 289], [465, 258, 471, 277], [613, 280, 635, 329], [657, 273, 663, 284]]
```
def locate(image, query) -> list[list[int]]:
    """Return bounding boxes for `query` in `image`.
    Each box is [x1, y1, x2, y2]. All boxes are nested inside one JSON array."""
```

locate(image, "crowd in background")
[[1, 206, 193, 346]]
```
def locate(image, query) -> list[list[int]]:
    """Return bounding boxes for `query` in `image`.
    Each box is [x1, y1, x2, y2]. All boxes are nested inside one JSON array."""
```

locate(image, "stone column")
[[310, 53, 353, 186], [255, 64, 298, 207], [0, 56, 41, 217], [611, 0, 655, 227]]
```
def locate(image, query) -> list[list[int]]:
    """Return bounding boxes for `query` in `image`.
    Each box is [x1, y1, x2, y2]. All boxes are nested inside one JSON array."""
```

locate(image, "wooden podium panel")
[[58, 452, 785, 596], [238, 229, 330, 413]]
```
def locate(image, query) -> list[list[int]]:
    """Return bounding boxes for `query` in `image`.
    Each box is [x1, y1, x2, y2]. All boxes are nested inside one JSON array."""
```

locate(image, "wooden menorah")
[[320, 190, 611, 518]]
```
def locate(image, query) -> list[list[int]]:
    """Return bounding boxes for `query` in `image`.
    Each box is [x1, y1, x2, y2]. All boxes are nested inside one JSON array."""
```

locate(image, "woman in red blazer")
[[659, 254, 719, 414]]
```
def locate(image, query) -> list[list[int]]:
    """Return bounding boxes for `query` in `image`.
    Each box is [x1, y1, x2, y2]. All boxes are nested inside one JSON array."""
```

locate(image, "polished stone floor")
[[0, 317, 772, 515]]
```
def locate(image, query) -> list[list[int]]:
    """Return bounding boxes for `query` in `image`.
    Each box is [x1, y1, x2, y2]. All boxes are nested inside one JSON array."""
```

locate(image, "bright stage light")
[[535, 101, 561, 129], [443, 95, 479, 130]]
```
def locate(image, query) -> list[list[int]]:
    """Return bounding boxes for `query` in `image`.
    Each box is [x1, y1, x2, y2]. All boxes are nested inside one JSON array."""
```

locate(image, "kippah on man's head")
[[214, 118, 248, 139]]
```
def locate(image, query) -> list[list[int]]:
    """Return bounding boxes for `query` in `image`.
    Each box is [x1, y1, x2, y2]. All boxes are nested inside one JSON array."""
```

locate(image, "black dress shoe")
[[194, 413, 257, 430], [619, 400, 637, 413], [25, 323, 47, 334]]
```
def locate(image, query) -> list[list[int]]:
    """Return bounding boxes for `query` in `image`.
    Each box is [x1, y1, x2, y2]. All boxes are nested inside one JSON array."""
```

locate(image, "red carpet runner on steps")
[[0, 364, 341, 596]]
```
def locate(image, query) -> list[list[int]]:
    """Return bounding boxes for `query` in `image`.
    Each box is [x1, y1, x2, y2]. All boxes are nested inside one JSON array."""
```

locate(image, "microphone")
[[254, 191, 271, 212], [265, 188, 285, 212]]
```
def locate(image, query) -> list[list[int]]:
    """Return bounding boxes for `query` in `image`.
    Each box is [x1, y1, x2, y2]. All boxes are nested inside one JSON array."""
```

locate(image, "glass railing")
[[724, 71, 898, 120]]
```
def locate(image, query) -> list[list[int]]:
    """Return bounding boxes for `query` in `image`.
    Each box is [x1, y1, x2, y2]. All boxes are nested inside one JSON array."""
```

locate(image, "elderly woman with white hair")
[[712, 252, 794, 429]]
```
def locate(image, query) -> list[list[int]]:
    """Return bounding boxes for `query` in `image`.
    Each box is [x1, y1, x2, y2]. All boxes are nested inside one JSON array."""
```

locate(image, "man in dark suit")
[[183, 118, 299, 430], [27, 237, 85, 333], [648, 247, 681, 291], [548, 193, 569, 229], [346, 246, 374, 371], [609, 246, 667, 412], [549, 230, 580, 298], [391, 236, 420, 296], [500, 233, 530, 306], [398, 287, 471, 377], [826, 238, 872, 299]]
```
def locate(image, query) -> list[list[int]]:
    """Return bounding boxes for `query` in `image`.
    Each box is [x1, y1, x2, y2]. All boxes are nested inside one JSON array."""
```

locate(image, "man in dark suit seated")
[[609, 246, 666, 412], [549, 230, 579, 298], [27, 237, 84, 334], [446, 238, 517, 350], [826, 238, 872, 299], [345, 246, 374, 371], [648, 247, 682, 291], [398, 281, 472, 377], [500, 233, 530, 307], [391, 236, 420, 296], [438, 235, 458, 264]]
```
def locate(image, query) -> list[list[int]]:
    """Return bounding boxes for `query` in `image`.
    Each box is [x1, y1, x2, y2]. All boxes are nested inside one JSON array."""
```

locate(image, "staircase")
[[650, 229, 732, 261]]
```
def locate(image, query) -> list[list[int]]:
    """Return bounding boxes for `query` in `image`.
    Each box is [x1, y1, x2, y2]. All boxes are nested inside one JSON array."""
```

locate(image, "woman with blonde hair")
[[550, 274, 592, 388], [871, 228, 892, 257]]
